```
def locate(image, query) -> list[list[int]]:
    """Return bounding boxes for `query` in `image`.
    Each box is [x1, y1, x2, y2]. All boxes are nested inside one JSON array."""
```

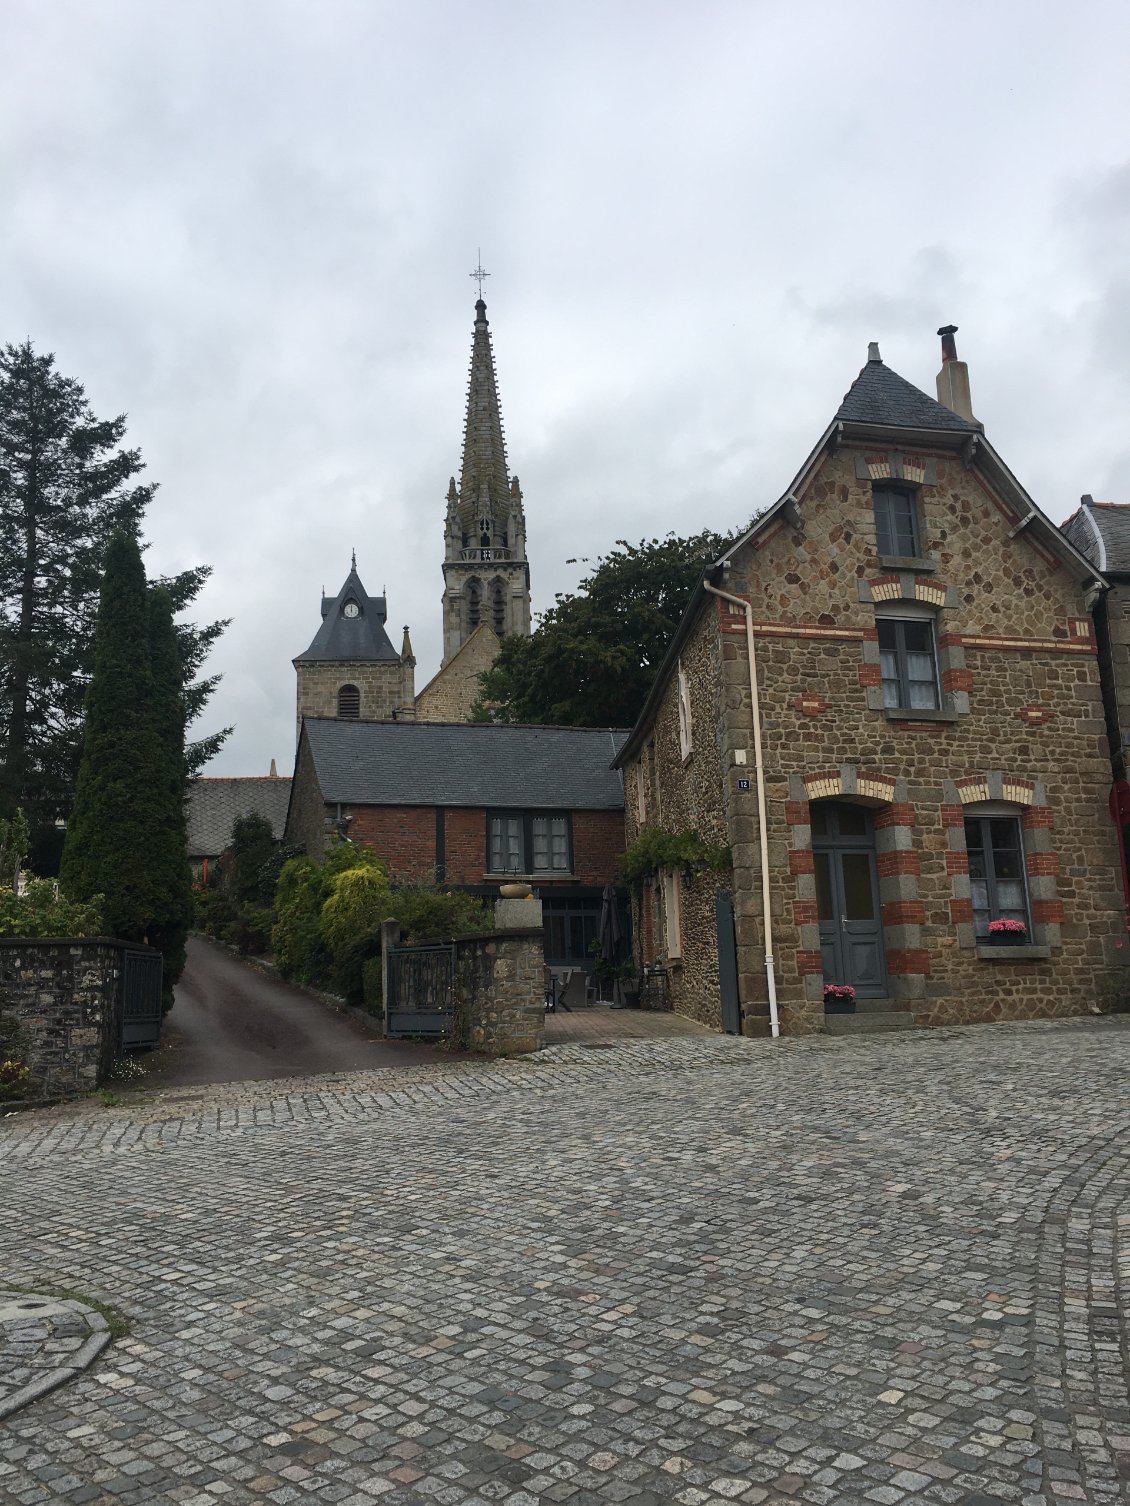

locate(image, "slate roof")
[[835, 352, 981, 433], [302, 719, 627, 809], [186, 777, 292, 859], [294, 566, 399, 664], [1062, 501, 1130, 574]]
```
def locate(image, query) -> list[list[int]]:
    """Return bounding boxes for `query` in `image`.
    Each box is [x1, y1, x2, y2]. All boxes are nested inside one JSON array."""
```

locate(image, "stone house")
[[614, 330, 1125, 1036], [285, 719, 628, 973], [186, 768, 292, 871]]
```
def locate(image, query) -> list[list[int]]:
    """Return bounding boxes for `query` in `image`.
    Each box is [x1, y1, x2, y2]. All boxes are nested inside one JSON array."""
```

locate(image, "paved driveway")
[[2, 1019, 1128, 1505]]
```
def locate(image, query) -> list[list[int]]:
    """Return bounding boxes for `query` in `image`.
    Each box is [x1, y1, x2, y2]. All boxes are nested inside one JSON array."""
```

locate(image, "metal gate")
[[385, 943, 455, 1038], [120, 948, 164, 1049]]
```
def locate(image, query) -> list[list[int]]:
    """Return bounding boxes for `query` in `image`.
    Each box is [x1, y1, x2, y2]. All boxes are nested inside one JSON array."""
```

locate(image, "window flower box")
[[987, 918, 1028, 947], [823, 983, 856, 1015]]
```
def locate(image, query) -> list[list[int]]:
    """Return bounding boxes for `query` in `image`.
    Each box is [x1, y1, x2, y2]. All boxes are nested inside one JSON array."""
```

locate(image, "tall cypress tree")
[[145, 586, 193, 1005], [60, 533, 165, 944]]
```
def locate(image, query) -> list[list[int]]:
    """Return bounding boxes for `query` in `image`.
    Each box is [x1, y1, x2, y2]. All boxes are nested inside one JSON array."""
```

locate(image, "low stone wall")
[[0, 938, 131, 1098], [450, 926, 546, 1054]]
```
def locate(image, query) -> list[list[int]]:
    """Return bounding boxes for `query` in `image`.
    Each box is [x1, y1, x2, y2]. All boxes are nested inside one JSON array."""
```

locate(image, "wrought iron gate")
[[120, 948, 164, 1049], [385, 943, 455, 1038]]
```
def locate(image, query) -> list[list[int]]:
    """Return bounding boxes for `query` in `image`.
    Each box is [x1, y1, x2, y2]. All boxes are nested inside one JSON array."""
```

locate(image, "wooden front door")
[[811, 802, 887, 998]]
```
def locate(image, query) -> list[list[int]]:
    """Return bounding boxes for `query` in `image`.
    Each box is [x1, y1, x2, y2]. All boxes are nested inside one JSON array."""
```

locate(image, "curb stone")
[[0, 1294, 111, 1421]]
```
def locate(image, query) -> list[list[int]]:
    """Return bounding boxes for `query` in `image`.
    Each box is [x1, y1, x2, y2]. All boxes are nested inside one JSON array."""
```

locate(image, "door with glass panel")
[[811, 802, 887, 997]]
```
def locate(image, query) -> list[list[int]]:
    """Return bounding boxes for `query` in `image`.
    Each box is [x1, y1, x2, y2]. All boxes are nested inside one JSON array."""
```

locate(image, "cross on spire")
[[470, 250, 490, 297]]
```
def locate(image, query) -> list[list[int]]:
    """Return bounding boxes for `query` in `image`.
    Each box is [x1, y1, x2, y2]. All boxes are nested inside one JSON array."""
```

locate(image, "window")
[[337, 683, 360, 718], [491, 580, 506, 634], [878, 618, 940, 711], [466, 579, 481, 630], [661, 869, 682, 959], [677, 661, 693, 760], [635, 763, 647, 824], [965, 816, 1031, 939], [873, 486, 921, 558], [487, 812, 572, 875]]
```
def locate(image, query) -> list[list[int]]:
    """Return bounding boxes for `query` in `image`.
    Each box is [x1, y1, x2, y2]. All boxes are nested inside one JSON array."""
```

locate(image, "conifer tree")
[[0, 341, 229, 864], [145, 586, 193, 1003], [60, 533, 165, 945]]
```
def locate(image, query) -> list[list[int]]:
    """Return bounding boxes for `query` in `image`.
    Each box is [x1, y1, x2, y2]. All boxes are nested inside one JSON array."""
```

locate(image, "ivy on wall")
[[619, 827, 731, 892]]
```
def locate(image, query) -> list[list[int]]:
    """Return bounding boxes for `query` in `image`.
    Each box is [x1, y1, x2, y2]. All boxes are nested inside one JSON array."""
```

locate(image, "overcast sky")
[[4, 0, 1130, 773]]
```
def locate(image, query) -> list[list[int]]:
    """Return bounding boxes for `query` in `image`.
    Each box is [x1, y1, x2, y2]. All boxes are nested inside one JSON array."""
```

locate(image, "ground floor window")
[[488, 812, 571, 875], [965, 815, 1030, 939]]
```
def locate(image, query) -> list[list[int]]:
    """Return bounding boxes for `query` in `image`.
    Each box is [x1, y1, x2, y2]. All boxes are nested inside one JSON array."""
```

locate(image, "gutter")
[[702, 581, 780, 1039]]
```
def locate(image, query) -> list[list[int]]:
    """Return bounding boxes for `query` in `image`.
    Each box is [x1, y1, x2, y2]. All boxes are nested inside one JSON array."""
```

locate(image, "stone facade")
[[450, 924, 546, 1055], [0, 940, 130, 1097], [415, 625, 500, 724], [296, 658, 415, 739], [618, 351, 1125, 1036]]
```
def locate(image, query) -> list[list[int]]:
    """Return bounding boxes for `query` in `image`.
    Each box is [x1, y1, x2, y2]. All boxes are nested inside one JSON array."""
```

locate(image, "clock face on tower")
[[343, 601, 360, 619]]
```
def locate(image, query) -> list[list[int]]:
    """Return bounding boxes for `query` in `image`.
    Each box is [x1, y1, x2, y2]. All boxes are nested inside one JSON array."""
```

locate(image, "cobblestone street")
[[2, 1019, 1129, 1506]]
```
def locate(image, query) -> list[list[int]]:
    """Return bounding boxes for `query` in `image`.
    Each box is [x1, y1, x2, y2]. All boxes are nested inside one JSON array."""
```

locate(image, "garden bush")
[[0, 880, 103, 938]]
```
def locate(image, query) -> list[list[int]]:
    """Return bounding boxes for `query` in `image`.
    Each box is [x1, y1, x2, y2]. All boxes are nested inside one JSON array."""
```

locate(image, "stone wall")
[[415, 625, 500, 723], [625, 605, 731, 1028], [295, 659, 415, 743], [0, 940, 128, 1097]]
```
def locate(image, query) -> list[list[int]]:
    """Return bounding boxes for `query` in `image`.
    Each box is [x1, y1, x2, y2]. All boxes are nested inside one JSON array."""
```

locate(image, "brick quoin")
[[874, 803, 916, 829], [876, 850, 920, 878], [950, 898, 974, 924], [1023, 807, 1056, 830], [886, 948, 931, 976], [785, 801, 810, 825], [941, 804, 965, 828], [1026, 851, 1061, 877], [882, 900, 926, 927], [792, 900, 819, 926], [796, 950, 824, 976], [943, 667, 974, 693], [858, 663, 882, 688], [788, 848, 815, 875], [945, 850, 970, 875], [1033, 899, 1065, 924]]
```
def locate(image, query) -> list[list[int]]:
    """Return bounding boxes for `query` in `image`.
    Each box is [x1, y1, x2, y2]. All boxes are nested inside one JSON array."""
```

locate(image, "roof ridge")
[[305, 716, 630, 732]]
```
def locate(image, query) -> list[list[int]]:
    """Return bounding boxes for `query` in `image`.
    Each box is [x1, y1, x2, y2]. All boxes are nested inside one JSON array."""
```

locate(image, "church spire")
[[458, 298, 511, 515]]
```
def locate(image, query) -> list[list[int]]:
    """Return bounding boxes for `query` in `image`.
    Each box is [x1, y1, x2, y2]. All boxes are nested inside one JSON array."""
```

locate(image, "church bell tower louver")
[[441, 290, 531, 666]]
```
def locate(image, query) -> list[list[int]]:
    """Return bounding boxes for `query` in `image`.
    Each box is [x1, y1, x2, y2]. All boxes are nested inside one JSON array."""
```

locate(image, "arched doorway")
[[811, 801, 887, 997]]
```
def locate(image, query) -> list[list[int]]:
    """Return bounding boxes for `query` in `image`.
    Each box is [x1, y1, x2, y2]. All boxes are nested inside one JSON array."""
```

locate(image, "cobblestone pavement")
[[2, 1019, 1129, 1506], [0, 1294, 110, 1421], [544, 1007, 712, 1044]]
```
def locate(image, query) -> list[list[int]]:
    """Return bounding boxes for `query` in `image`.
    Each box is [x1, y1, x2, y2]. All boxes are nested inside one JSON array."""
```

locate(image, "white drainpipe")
[[703, 581, 780, 1038]]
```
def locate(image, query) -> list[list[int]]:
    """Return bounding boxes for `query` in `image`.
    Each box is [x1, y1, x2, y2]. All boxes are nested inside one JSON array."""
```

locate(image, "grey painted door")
[[715, 891, 741, 1035], [812, 803, 887, 997]]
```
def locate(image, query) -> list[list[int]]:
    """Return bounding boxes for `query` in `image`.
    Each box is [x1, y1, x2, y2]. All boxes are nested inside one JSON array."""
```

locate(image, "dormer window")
[[873, 485, 921, 559], [342, 600, 360, 619]]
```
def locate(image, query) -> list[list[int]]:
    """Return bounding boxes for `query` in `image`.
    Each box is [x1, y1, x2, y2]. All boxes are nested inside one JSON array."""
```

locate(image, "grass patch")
[[3, 1281, 130, 1339]]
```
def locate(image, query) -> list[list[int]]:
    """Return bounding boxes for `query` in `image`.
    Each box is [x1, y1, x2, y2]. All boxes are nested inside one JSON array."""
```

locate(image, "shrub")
[[230, 813, 279, 904], [391, 885, 491, 942], [321, 864, 392, 956], [0, 880, 103, 939], [0, 1059, 32, 1101], [362, 956, 384, 1016], [272, 856, 329, 983], [192, 884, 237, 937]]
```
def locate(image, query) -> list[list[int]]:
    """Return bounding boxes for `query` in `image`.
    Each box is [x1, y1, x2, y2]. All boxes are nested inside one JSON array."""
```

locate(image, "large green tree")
[[0, 341, 229, 863], [473, 530, 732, 727], [60, 535, 191, 1001]]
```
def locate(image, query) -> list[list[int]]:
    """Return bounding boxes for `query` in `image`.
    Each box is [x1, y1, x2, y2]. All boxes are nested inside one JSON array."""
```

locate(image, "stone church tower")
[[441, 297, 531, 665], [293, 559, 415, 741]]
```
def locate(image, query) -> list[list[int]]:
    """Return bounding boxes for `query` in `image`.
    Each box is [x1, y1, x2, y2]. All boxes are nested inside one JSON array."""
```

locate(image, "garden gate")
[[385, 942, 455, 1038], [119, 948, 164, 1049]]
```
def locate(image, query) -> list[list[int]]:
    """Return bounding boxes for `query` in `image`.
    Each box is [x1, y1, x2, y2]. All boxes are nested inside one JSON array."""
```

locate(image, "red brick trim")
[[941, 804, 965, 828], [793, 900, 818, 926], [1023, 806, 1055, 830], [785, 801, 810, 826], [858, 663, 882, 688], [877, 850, 920, 878], [788, 848, 815, 875], [882, 900, 926, 926], [1026, 851, 1060, 876], [943, 667, 973, 693], [950, 898, 973, 923], [792, 693, 830, 717], [1032, 899, 1065, 924], [1015, 705, 1054, 725], [874, 803, 916, 829], [945, 851, 970, 875], [796, 950, 824, 976], [886, 948, 930, 976]]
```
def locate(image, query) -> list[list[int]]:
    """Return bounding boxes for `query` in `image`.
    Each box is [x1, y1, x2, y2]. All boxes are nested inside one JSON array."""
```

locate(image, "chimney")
[[935, 325, 980, 426]]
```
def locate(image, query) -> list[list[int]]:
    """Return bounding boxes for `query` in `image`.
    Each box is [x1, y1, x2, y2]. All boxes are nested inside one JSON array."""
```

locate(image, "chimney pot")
[[937, 324, 959, 364], [935, 325, 979, 426]]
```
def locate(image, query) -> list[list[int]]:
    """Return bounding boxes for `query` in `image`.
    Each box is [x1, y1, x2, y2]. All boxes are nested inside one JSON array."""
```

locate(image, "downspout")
[[703, 581, 780, 1038]]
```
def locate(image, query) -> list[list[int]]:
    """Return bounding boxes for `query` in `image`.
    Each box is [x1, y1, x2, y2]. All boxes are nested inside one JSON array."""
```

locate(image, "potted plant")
[[823, 982, 856, 1014], [987, 918, 1027, 946]]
